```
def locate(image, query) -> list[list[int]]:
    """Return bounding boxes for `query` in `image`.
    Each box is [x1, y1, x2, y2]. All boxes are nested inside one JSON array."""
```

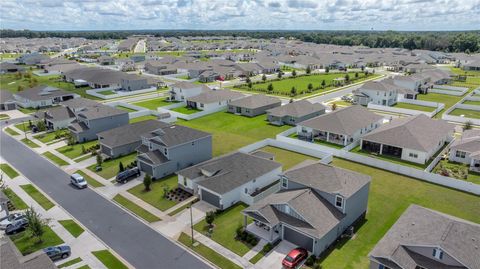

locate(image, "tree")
[[245, 76, 251, 84], [205, 211, 215, 228], [96, 154, 103, 167], [143, 174, 152, 191], [248, 82, 253, 89], [162, 183, 170, 198], [361, 66, 365, 72], [36, 121, 46, 132], [321, 80, 326, 88], [345, 74, 350, 82], [307, 83, 313, 92], [290, 87, 297, 96], [291, 70, 297, 77], [67, 134, 75, 147], [25, 206, 49, 243], [277, 71, 282, 79], [119, 161, 125, 173], [325, 66, 330, 73], [464, 121, 473, 131], [267, 83, 274, 93], [331, 103, 337, 111], [262, 74, 267, 82], [17, 85, 24, 92], [81, 145, 86, 154], [306, 66, 311, 74], [355, 72, 359, 78]]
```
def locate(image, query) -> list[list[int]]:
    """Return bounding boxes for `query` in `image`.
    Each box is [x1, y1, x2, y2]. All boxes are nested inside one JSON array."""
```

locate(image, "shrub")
[[205, 211, 215, 227], [306, 255, 316, 266]]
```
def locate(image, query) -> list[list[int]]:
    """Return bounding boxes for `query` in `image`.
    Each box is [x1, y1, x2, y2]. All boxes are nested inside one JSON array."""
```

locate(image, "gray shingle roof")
[[228, 94, 281, 109], [369, 204, 480, 269], [186, 89, 245, 104], [98, 120, 168, 148], [1, 237, 57, 269], [362, 114, 454, 152], [266, 100, 326, 118], [147, 124, 211, 147], [14, 85, 73, 102]]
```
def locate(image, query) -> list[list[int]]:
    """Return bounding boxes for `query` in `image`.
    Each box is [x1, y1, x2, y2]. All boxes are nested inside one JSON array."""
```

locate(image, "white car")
[[70, 173, 88, 189], [0, 213, 26, 230]]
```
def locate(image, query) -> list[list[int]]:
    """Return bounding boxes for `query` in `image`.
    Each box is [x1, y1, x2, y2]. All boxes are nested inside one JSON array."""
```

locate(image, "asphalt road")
[[0, 122, 211, 269]]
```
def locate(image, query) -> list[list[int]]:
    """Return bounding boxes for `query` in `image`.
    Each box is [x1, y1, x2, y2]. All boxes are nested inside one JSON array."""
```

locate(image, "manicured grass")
[[92, 250, 128, 269], [131, 97, 174, 110], [14, 122, 30, 132], [75, 154, 92, 163], [4, 127, 19, 136], [77, 265, 91, 269], [259, 146, 319, 170], [449, 108, 480, 119], [433, 160, 480, 185], [171, 106, 201, 114], [450, 67, 480, 76], [87, 153, 137, 179], [42, 151, 69, 166], [115, 105, 136, 112], [97, 90, 116, 95], [194, 203, 252, 256], [20, 184, 55, 210], [0, 163, 19, 178], [2, 188, 28, 210], [392, 102, 435, 112], [351, 145, 430, 169], [314, 138, 346, 149], [56, 140, 98, 160], [129, 115, 158, 123], [20, 138, 40, 148], [10, 225, 64, 255], [315, 157, 480, 268], [74, 170, 104, 188], [33, 130, 68, 144], [58, 257, 83, 268], [462, 100, 480, 106], [177, 112, 289, 156], [167, 199, 198, 216], [249, 241, 280, 264], [58, 219, 85, 238], [127, 174, 178, 211], [0, 113, 9, 120], [178, 233, 242, 269], [113, 194, 161, 223]]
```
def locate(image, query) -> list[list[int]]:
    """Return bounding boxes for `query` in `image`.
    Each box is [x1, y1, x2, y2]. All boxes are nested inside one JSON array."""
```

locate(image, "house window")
[[200, 103, 204, 108], [433, 248, 443, 260], [455, 151, 466, 158], [409, 153, 418, 158], [245, 188, 248, 194], [281, 177, 288, 188], [164, 148, 168, 155], [335, 195, 343, 208], [183, 177, 187, 186], [191, 142, 195, 146], [301, 127, 307, 133]]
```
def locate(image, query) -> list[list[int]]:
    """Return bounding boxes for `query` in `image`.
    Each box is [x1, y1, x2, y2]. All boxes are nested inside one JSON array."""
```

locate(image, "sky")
[[1, 0, 479, 31]]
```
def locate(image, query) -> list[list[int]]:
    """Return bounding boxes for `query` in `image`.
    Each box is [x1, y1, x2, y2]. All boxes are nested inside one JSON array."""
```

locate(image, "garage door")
[[283, 226, 313, 252], [201, 189, 221, 208]]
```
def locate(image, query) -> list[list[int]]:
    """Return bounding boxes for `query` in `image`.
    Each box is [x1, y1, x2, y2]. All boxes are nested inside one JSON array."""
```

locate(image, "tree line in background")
[[1, 29, 479, 53]]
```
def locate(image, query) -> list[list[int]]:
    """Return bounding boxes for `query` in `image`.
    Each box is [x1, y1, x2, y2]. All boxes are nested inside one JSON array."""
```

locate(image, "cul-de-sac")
[[0, 1, 479, 269]]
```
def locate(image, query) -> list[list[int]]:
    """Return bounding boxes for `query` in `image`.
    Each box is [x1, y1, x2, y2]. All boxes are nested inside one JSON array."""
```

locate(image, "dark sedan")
[[5, 219, 28, 235]]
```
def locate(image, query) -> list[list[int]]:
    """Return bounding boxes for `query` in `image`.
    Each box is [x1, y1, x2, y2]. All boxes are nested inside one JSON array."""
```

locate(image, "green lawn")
[[167, 199, 198, 216], [58, 219, 85, 238], [171, 106, 201, 114], [77, 265, 91, 269], [449, 108, 480, 119], [74, 170, 105, 188], [0, 163, 19, 178], [2, 188, 28, 210], [258, 146, 319, 170], [178, 233, 242, 269], [450, 67, 480, 76], [177, 112, 289, 156], [10, 225, 64, 255], [115, 106, 136, 112], [0, 113, 9, 120], [14, 122, 30, 132], [97, 90, 116, 95], [42, 152, 69, 166], [20, 184, 55, 210], [5, 127, 19, 136], [393, 102, 436, 112], [433, 160, 480, 185], [113, 194, 161, 223], [20, 138, 40, 148], [315, 157, 480, 268], [131, 97, 174, 110], [75, 154, 92, 163], [56, 140, 98, 160], [194, 203, 252, 256], [129, 115, 158, 123], [33, 130, 68, 144], [87, 153, 137, 179], [127, 174, 178, 211], [462, 100, 480, 106], [92, 250, 128, 269], [58, 257, 83, 268]]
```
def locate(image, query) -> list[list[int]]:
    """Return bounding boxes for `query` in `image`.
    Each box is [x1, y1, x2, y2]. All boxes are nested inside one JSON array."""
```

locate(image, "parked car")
[[5, 218, 28, 235], [43, 246, 71, 260], [70, 173, 87, 189], [282, 247, 308, 269], [116, 167, 140, 184], [0, 213, 25, 230]]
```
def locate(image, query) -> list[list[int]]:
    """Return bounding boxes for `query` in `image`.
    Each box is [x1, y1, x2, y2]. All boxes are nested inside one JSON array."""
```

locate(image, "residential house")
[[361, 114, 454, 164], [228, 94, 282, 117], [17, 53, 50, 65], [137, 124, 212, 179], [98, 120, 169, 158], [1, 237, 57, 269], [297, 105, 384, 146], [0, 90, 17, 110], [392, 74, 431, 94], [63, 67, 149, 91], [35, 106, 76, 130], [186, 89, 245, 111], [369, 204, 480, 269], [462, 59, 480, 71], [13, 85, 78, 108], [266, 100, 326, 126], [97, 56, 115, 65], [177, 152, 282, 209], [448, 129, 480, 172], [353, 80, 417, 106], [243, 160, 371, 256], [0, 62, 24, 74], [168, 81, 210, 102]]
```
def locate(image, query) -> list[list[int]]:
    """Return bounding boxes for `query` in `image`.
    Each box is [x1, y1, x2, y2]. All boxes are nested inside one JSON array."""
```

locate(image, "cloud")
[[0, 0, 478, 31]]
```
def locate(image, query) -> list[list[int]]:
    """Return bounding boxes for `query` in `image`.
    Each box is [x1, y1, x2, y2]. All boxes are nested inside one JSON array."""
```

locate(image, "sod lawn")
[[131, 97, 173, 110], [2, 188, 28, 210], [449, 108, 480, 119], [0, 163, 19, 178], [74, 170, 105, 188], [58, 219, 85, 238], [258, 146, 320, 169], [11, 225, 64, 255], [129, 115, 158, 123], [113, 194, 161, 223], [115, 105, 136, 112], [20, 184, 55, 210], [56, 140, 98, 160], [58, 257, 83, 268], [171, 105, 201, 114], [92, 250, 128, 269], [0, 113, 10, 120], [33, 129, 68, 144], [97, 90, 116, 95], [42, 151, 69, 166], [87, 153, 137, 179], [20, 138, 40, 148], [177, 112, 289, 156], [127, 174, 178, 211], [5, 127, 19, 136], [392, 102, 436, 112], [462, 100, 480, 106]]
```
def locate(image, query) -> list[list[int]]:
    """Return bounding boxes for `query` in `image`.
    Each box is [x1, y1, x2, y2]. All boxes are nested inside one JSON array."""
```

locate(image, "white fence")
[[442, 87, 480, 125], [158, 105, 227, 121], [367, 101, 444, 118], [430, 85, 468, 96], [424, 139, 456, 172], [86, 86, 157, 100]]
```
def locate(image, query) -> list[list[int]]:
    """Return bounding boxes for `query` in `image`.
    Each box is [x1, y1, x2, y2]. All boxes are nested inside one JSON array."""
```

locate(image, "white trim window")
[[335, 195, 344, 208], [433, 248, 443, 260], [455, 150, 466, 159], [281, 177, 288, 188], [409, 152, 418, 158]]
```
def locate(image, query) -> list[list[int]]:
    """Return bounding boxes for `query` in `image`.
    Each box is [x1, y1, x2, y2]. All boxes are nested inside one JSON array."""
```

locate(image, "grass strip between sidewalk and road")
[[112, 194, 161, 223], [42, 151, 69, 166], [20, 184, 55, 210], [0, 163, 19, 178], [92, 250, 129, 269], [58, 257, 83, 268], [58, 219, 85, 238]]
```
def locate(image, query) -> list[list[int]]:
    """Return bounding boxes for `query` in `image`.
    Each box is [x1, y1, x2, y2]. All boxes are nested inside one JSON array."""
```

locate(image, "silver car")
[[70, 173, 87, 189], [0, 213, 26, 229]]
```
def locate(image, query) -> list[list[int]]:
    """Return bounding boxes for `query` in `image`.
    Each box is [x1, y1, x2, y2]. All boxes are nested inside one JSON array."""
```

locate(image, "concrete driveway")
[[255, 240, 298, 269]]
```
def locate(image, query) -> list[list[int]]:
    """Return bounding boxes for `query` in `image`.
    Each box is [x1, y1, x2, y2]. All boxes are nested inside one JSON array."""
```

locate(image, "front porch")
[[244, 221, 281, 243]]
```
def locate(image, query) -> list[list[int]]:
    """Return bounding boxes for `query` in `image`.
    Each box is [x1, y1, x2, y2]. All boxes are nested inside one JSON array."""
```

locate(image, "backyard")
[[432, 160, 480, 185], [131, 97, 174, 110], [10, 225, 64, 255], [449, 108, 480, 119], [129, 115, 158, 123], [127, 174, 178, 211], [171, 105, 201, 114], [392, 102, 436, 112], [177, 111, 290, 156], [87, 153, 137, 179]]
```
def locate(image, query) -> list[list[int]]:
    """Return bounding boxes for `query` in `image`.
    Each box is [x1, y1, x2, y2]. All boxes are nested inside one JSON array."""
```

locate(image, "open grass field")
[[449, 108, 480, 119], [129, 115, 158, 123], [87, 153, 137, 179], [177, 112, 289, 156], [392, 102, 436, 112], [56, 140, 98, 160], [127, 174, 178, 211], [11, 225, 64, 255], [131, 97, 173, 110], [20, 184, 55, 210], [92, 250, 128, 269], [42, 151, 69, 166], [113, 194, 161, 223], [0, 163, 19, 178], [58, 219, 85, 238]]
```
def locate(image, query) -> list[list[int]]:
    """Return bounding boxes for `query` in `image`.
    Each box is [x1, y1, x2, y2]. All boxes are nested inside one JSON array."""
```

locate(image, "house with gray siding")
[[227, 94, 282, 117], [13, 85, 78, 108], [266, 100, 326, 126], [369, 204, 480, 269], [0, 90, 16, 111], [136, 125, 212, 179], [243, 160, 371, 256], [186, 89, 245, 112], [97, 120, 169, 158], [177, 152, 282, 210], [448, 129, 480, 171]]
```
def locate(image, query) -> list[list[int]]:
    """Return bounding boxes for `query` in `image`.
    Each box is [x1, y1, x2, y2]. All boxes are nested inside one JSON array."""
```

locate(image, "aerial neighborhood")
[[1, 28, 479, 269]]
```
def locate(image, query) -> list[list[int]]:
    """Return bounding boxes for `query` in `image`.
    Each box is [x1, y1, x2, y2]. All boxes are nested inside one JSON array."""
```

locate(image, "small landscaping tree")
[[96, 154, 103, 167], [248, 81, 253, 89], [355, 72, 359, 78], [36, 121, 46, 132], [262, 74, 267, 82], [321, 79, 326, 88], [332, 103, 337, 111], [267, 83, 274, 93], [81, 145, 86, 154], [306, 66, 311, 74], [161, 183, 170, 198], [291, 70, 297, 77], [25, 206, 49, 243], [325, 66, 330, 73], [205, 211, 215, 228], [345, 74, 350, 82], [464, 121, 473, 130], [245, 76, 251, 84], [307, 83, 313, 92], [277, 71, 282, 79], [67, 134, 75, 147], [17, 85, 24, 92], [143, 174, 152, 191], [290, 87, 297, 96], [119, 161, 125, 173]]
